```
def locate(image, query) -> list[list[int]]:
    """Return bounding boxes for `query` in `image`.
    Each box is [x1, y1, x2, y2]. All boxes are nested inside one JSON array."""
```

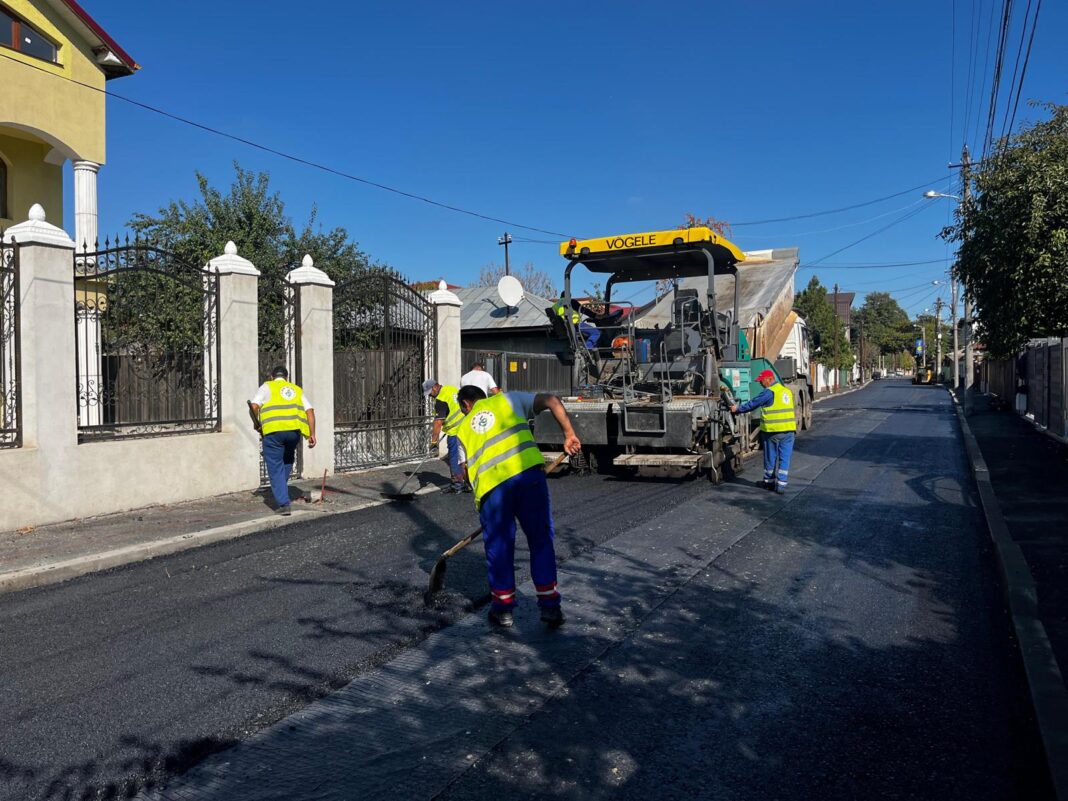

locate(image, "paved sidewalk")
[[966, 392, 1068, 679], [0, 457, 452, 594]]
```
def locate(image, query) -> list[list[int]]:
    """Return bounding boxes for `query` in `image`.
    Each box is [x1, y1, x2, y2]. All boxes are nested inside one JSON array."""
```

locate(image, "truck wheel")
[[802, 393, 813, 430]]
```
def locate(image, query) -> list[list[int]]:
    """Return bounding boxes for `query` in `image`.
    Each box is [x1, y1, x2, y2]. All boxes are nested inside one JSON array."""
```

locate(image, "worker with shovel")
[[454, 385, 581, 629], [424, 379, 466, 494]]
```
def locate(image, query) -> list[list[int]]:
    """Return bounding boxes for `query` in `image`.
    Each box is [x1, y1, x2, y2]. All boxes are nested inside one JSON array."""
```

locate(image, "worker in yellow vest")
[[454, 385, 581, 629], [552, 299, 600, 350], [424, 379, 466, 493], [730, 368, 796, 495], [249, 365, 316, 515]]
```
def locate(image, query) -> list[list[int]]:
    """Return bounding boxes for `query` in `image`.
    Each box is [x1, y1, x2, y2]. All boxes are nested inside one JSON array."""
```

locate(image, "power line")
[[0, 50, 571, 239], [1003, 0, 1043, 143], [803, 202, 937, 268], [811, 258, 952, 269], [730, 176, 952, 227]]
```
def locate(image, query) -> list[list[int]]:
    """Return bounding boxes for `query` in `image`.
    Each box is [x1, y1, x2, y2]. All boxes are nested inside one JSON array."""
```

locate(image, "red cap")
[[757, 369, 776, 383]]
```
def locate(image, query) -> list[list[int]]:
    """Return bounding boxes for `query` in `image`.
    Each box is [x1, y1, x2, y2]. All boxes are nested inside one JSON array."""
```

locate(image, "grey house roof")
[[636, 247, 800, 328], [455, 286, 556, 331]]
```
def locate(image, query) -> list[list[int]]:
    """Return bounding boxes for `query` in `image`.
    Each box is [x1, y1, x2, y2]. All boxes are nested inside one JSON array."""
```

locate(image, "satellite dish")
[[497, 275, 524, 308]]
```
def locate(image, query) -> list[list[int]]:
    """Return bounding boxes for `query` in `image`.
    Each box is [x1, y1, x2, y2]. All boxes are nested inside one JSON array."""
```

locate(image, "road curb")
[[0, 483, 440, 596], [949, 387, 1068, 799]]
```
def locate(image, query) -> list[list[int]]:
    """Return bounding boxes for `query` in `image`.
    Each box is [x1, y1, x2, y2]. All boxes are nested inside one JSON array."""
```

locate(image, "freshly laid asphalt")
[[1, 380, 1053, 800]]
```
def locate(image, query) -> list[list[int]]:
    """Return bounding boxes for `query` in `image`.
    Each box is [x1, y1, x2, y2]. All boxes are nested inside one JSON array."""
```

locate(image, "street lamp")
[[923, 190, 961, 200], [922, 190, 967, 402]]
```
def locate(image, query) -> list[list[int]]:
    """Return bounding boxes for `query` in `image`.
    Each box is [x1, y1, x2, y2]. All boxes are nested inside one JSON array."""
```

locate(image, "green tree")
[[794, 276, 852, 370], [852, 291, 915, 370], [941, 102, 1068, 358], [129, 164, 385, 352]]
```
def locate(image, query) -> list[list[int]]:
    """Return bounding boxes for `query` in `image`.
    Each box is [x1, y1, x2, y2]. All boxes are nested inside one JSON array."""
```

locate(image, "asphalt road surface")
[[1, 380, 1051, 800]]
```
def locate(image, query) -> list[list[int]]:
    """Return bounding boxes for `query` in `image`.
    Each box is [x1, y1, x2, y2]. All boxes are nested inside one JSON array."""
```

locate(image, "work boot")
[[760, 480, 775, 491], [540, 606, 566, 629], [775, 486, 786, 495], [488, 608, 514, 628], [278, 504, 292, 516]]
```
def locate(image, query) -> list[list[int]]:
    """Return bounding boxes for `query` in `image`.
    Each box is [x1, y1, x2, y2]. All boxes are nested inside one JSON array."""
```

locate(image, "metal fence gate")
[[462, 349, 574, 395], [258, 280, 302, 484], [334, 271, 435, 472], [0, 237, 20, 448]]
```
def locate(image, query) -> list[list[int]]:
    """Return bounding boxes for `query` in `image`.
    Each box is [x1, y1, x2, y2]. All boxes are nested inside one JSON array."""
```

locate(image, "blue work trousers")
[[446, 434, 464, 490], [263, 429, 301, 508], [579, 321, 600, 350], [478, 467, 560, 611], [763, 431, 795, 489]]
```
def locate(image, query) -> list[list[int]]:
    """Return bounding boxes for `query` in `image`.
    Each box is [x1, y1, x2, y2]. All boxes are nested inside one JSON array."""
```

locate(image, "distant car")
[[872, 371, 882, 380]]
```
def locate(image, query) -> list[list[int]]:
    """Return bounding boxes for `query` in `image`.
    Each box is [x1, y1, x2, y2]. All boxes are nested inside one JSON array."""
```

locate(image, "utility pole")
[[497, 232, 513, 276], [950, 273, 959, 389], [960, 146, 975, 414], [934, 297, 944, 381], [832, 283, 840, 392], [859, 319, 865, 382]]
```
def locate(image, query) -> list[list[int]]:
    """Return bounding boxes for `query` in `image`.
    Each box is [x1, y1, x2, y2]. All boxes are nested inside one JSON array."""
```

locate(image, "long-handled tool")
[[381, 439, 443, 501], [425, 451, 570, 604]]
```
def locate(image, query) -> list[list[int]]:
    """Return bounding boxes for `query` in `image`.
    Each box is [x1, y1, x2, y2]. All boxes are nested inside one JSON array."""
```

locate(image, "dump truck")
[[533, 228, 812, 481]]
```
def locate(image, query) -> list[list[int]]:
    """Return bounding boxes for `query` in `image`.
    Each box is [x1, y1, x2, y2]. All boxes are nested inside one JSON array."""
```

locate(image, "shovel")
[[381, 439, 443, 501], [424, 451, 570, 604]]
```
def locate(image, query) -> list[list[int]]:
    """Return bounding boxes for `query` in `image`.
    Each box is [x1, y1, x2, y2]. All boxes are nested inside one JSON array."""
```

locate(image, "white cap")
[[422, 379, 438, 396]]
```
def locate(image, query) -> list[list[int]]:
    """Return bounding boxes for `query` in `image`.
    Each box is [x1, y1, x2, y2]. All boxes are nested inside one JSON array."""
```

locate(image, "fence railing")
[[0, 237, 20, 448], [74, 241, 221, 441], [461, 349, 573, 395], [983, 338, 1068, 440]]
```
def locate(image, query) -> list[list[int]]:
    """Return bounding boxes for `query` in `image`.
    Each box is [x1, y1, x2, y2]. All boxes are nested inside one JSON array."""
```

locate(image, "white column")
[[430, 280, 462, 387], [429, 281, 462, 458], [208, 241, 262, 487], [72, 160, 100, 251], [286, 255, 335, 479], [73, 161, 103, 427]]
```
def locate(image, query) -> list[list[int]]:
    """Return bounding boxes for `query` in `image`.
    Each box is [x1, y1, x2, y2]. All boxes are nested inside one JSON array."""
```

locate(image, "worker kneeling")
[[454, 385, 581, 629], [730, 369, 796, 495]]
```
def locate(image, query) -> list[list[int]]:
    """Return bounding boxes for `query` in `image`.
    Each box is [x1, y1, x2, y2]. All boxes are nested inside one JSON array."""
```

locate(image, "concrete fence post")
[[430, 280, 462, 386], [286, 255, 335, 478], [207, 241, 261, 487], [429, 281, 462, 457], [2, 204, 77, 455]]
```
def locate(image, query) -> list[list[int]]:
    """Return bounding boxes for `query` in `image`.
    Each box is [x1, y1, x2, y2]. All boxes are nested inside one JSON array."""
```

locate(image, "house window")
[[1, 5, 58, 64]]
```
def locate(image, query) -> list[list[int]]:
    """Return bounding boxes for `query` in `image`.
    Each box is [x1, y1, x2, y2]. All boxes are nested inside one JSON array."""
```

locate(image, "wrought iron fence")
[[74, 240, 221, 441], [334, 271, 435, 472], [257, 280, 302, 484], [0, 236, 20, 448]]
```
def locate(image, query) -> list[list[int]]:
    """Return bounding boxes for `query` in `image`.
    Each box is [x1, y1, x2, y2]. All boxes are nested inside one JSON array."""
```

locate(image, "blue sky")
[[60, 0, 1067, 316]]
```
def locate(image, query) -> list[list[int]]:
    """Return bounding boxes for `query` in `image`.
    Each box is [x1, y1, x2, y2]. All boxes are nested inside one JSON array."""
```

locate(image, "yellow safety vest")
[[437, 384, 463, 434], [259, 379, 311, 437], [553, 301, 580, 325], [456, 393, 544, 508], [760, 382, 797, 434]]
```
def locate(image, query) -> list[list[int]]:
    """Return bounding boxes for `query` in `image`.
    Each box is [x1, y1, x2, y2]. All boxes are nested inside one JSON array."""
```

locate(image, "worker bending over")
[[454, 385, 581, 629], [424, 379, 466, 494], [730, 369, 796, 494]]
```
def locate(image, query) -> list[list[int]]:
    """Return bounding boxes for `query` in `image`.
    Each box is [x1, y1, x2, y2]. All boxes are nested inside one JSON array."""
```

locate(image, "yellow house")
[[0, 0, 137, 245]]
